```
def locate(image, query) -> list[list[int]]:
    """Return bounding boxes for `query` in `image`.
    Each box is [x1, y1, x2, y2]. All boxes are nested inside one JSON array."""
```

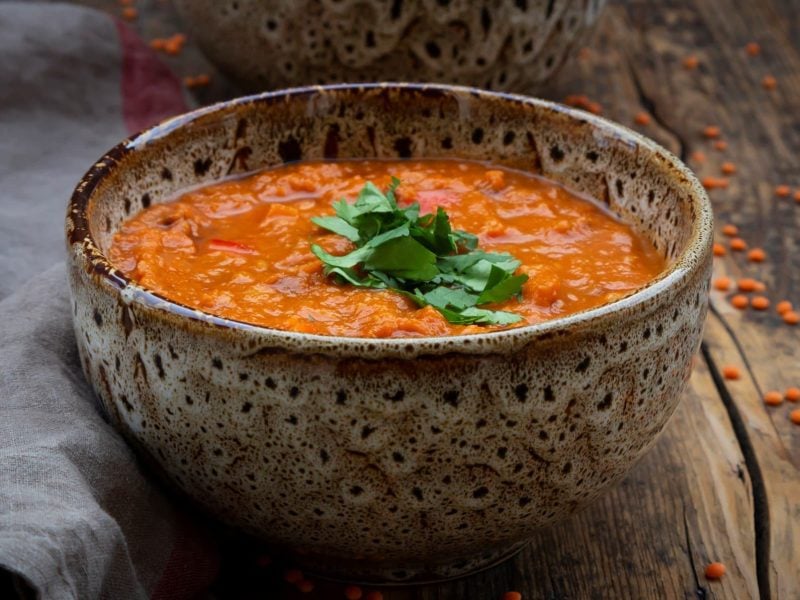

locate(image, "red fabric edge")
[[114, 19, 189, 134]]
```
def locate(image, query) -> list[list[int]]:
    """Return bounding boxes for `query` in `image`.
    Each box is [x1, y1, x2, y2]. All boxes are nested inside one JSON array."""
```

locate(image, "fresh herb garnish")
[[310, 179, 528, 326]]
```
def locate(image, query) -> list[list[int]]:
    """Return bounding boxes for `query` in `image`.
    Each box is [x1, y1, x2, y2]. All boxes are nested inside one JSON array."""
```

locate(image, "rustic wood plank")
[[600, 0, 800, 597]]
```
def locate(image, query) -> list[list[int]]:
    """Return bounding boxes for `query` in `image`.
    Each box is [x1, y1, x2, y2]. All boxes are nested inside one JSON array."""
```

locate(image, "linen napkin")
[[0, 3, 220, 598]]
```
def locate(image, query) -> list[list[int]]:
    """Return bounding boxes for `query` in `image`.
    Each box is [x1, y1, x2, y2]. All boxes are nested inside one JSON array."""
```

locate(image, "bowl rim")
[[67, 82, 713, 354]]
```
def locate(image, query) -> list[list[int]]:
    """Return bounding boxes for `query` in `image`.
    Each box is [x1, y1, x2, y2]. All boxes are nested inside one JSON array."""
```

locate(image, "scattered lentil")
[[731, 295, 749, 309], [737, 278, 758, 292], [713, 243, 726, 257], [776, 301, 793, 315], [634, 112, 651, 126], [714, 140, 728, 151], [713, 277, 732, 291], [344, 586, 363, 600], [764, 391, 783, 406], [775, 185, 791, 197], [762, 75, 777, 90], [564, 94, 602, 115], [751, 296, 770, 310], [745, 42, 761, 56], [122, 6, 137, 20], [691, 150, 707, 163], [702, 177, 729, 190], [297, 580, 315, 593], [721, 162, 737, 175], [783, 311, 799, 325], [683, 55, 700, 70], [785, 388, 800, 403], [722, 365, 741, 380], [790, 409, 800, 425], [705, 562, 726, 580], [747, 248, 766, 262], [503, 593, 523, 600], [284, 569, 303, 584], [730, 238, 747, 251], [721, 224, 739, 236], [703, 125, 721, 139]]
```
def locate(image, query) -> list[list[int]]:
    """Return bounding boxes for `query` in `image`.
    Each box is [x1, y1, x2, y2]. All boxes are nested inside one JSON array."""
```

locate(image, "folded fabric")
[[0, 3, 218, 598]]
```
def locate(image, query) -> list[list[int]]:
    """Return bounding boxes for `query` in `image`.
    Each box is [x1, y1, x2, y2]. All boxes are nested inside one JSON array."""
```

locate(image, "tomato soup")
[[108, 160, 665, 337]]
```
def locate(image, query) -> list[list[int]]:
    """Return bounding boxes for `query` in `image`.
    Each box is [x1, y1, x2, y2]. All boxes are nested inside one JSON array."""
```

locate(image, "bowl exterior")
[[173, 0, 606, 93], [67, 84, 711, 582]]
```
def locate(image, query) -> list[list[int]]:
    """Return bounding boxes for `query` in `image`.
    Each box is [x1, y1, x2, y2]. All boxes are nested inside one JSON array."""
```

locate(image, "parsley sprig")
[[310, 179, 528, 326]]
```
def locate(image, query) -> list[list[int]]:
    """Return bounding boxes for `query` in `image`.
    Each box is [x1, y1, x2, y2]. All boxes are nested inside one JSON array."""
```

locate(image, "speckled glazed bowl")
[[173, 0, 606, 93], [67, 84, 712, 583]]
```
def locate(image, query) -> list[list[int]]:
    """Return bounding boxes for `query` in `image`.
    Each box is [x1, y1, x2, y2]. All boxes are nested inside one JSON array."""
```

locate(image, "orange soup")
[[108, 160, 665, 337]]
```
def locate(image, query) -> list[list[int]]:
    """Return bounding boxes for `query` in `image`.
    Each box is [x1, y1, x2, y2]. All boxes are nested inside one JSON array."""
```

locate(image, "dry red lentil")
[[764, 391, 783, 406], [794, 190, 800, 202], [705, 562, 726, 580], [703, 125, 721, 139], [721, 224, 739, 236], [691, 150, 707, 163], [683, 55, 700, 70], [284, 569, 303, 584], [786, 388, 800, 403], [714, 140, 728, 151], [730, 238, 747, 251], [722, 366, 741, 380], [122, 6, 137, 20], [790, 409, 800, 425], [344, 586, 363, 600], [745, 42, 761, 56], [776, 300, 793, 315], [783, 311, 799, 325], [731, 295, 749, 309], [762, 75, 777, 90], [737, 278, 758, 292], [702, 176, 729, 190], [713, 243, 726, 257], [297, 580, 315, 593], [747, 248, 766, 262], [713, 277, 732, 291], [634, 112, 651, 125], [721, 162, 737, 175], [503, 593, 523, 600], [775, 185, 791, 197]]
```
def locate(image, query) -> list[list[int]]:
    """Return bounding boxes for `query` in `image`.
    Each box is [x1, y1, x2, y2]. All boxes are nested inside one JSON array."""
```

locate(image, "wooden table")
[[64, 1, 800, 597]]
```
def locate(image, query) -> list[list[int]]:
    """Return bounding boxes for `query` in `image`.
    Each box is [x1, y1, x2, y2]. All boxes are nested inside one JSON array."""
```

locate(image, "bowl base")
[[291, 539, 530, 586]]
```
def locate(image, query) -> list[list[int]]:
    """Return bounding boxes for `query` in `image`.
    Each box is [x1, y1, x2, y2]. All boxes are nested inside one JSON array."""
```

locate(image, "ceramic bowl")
[[173, 0, 606, 93], [67, 83, 712, 583]]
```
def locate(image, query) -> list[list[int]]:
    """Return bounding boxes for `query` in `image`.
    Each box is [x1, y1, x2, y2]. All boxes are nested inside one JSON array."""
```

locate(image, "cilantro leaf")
[[311, 215, 361, 242], [309, 179, 531, 327]]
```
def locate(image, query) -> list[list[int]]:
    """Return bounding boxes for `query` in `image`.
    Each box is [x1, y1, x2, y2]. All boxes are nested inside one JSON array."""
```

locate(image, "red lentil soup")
[[108, 160, 665, 337]]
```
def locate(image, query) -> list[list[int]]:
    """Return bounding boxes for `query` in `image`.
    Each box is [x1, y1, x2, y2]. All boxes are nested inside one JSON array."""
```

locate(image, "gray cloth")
[[0, 2, 127, 300], [0, 3, 217, 599]]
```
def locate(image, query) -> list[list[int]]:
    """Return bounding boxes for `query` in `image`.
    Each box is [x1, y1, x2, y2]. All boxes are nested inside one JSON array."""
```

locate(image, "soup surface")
[[108, 160, 665, 337]]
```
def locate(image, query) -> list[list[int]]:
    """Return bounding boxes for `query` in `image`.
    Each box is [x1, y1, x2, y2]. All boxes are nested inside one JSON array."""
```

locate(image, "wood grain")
[[50, 0, 800, 597]]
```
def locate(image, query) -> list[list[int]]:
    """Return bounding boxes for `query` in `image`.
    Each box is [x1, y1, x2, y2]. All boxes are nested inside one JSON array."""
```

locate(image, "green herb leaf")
[[311, 215, 361, 242], [309, 179, 531, 327]]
